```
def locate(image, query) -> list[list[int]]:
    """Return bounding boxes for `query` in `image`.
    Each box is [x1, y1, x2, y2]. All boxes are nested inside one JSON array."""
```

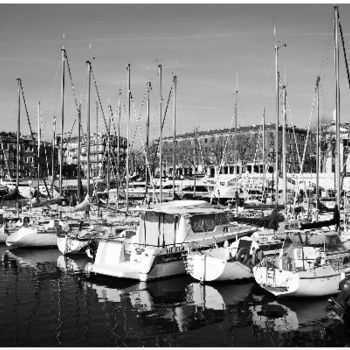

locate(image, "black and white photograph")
[[1, 1, 350, 347]]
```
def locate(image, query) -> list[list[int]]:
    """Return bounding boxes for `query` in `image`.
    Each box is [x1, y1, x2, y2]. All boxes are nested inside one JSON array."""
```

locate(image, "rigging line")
[[153, 82, 174, 153], [18, 80, 34, 140], [129, 86, 148, 150], [286, 95, 302, 168], [89, 68, 122, 181], [338, 14, 350, 92], [0, 137, 12, 181], [135, 113, 158, 202], [292, 78, 318, 207], [107, 104, 120, 177], [107, 104, 117, 136], [317, 10, 333, 118], [64, 50, 80, 113], [90, 66, 109, 132]]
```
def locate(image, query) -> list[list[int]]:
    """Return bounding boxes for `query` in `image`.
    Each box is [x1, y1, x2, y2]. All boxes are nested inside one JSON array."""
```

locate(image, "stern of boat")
[[253, 265, 299, 297]]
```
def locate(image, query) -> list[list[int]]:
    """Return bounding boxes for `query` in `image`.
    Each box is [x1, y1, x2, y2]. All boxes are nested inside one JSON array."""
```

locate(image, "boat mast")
[[193, 128, 197, 197], [334, 6, 341, 211], [37, 101, 41, 194], [77, 103, 81, 203], [95, 101, 99, 135], [172, 75, 177, 199], [316, 76, 320, 221], [86, 60, 92, 198], [274, 28, 286, 206], [145, 81, 151, 199], [262, 108, 266, 196], [16, 78, 21, 197], [282, 85, 287, 206], [126, 64, 131, 212], [59, 48, 65, 196], [51, 115, 56, 197], [106, 104, 111, 205], [234, 79, 238, 177], [158, 64, 163, 203], [234, 86, 238, 187], [117, 89, 121, 210]]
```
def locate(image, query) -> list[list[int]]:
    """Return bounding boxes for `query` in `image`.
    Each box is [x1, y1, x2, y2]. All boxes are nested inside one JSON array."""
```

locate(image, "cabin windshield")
[[190, 212, 230, 233]]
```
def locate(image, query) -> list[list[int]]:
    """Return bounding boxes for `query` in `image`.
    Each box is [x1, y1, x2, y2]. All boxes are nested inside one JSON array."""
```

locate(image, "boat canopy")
[[286, 231, 345, 251], [143, 200, 222, 215], [136, 202, 232, 247]]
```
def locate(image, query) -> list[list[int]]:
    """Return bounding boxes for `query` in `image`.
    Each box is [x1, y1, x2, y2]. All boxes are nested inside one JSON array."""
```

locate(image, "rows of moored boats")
[[1, 196, 350, 320]]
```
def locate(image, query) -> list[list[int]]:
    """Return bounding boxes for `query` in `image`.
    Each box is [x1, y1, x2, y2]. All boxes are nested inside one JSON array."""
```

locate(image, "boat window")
[[190, 212, 229, 233]]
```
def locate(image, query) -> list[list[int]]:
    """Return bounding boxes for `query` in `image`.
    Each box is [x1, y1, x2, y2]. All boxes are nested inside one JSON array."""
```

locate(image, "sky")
[[0, 3, 349, 148]]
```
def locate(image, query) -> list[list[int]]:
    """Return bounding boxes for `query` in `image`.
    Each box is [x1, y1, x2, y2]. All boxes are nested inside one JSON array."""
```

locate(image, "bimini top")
[[285, 230, 345, 251], [143, 200, 224, 216]]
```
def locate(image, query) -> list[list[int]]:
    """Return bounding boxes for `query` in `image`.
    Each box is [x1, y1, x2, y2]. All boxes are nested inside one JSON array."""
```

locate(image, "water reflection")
[[57, 254, 90, 273], [251, 299, 347, 346], [0, 245, 350, 346], [187, 282, 254, 310]]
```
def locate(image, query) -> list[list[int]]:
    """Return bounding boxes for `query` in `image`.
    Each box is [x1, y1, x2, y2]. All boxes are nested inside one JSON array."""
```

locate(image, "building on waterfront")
[[321, 120, 350, 175], [157, 123, 316, 178], [0, 131, 56, 180], [63, 133, 127, 179]]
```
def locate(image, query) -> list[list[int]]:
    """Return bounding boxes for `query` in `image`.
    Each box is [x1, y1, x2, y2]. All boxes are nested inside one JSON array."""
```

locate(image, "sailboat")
[[252, 6, 350, 298], [253, 229, 350, 297], [6, 217, 69, 249]]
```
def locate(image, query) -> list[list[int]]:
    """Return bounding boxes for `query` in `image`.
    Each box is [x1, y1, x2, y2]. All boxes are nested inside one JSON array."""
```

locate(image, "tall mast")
[[126, 64, 131, 212], [262, 108, 266, 195], [77, 103, 81, 203], [51, 115, 56, 197], [172, 75, 177, 199], [234, 89, 238, 175], [158, 64, 163, 203], [95, 101, 99, 135], [316, 76, 320, 221], [274, 29, 286, 206], [145, 81, 151, 196], [282, 85, 287, 206], [334, 6, 341, 211], [107, 105, 112, 204], [16, 78, 21, 194], [117, 89, 121, 210], [86, 60, 92, 197], [37, 101, 41, 193], [59, 48, 65, 196]]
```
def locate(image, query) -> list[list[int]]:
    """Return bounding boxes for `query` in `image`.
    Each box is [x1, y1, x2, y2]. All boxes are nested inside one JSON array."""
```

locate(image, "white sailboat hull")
[[253, 264, 350, 297], [186, 248, 252, 282], [6, 226, 58, 248]]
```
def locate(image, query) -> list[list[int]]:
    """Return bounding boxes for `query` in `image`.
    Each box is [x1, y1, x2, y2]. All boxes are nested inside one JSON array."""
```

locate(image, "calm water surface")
[[0, 244, 350, 347]]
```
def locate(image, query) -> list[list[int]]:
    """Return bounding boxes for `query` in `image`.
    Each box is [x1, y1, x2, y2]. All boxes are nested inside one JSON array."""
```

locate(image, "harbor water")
[[1, 245, 350, 347]]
